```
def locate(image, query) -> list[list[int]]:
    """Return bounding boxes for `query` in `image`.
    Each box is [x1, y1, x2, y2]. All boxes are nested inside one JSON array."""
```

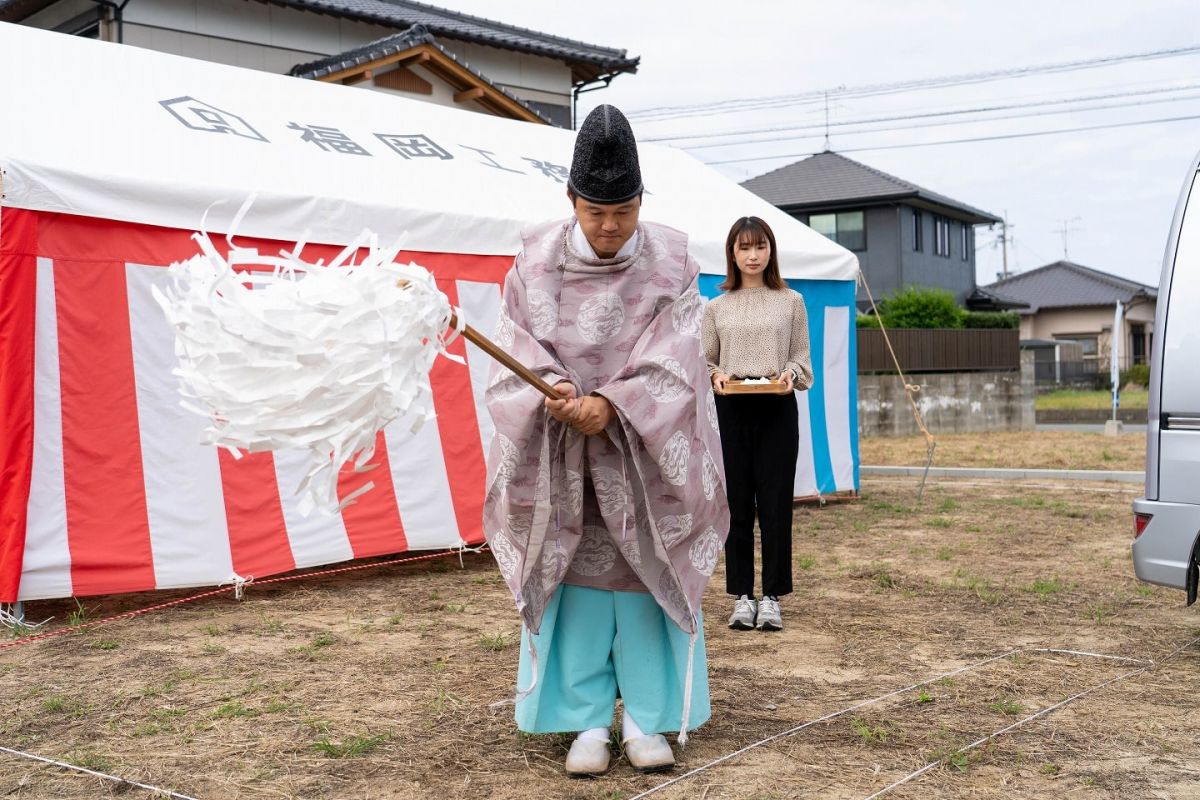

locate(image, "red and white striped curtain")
[[0, 209, 507, 602]]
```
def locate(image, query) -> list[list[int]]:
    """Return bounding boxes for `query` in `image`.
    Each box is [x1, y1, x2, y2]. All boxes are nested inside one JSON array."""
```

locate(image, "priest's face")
[[571, 193, 641, 258]]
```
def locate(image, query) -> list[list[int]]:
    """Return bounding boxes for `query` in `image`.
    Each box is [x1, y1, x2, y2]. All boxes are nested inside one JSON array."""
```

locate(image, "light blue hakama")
[[515, 584, 710, 735]]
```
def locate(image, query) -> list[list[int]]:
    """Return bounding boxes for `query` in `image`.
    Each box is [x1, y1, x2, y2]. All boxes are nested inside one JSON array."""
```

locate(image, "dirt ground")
[[3, 475, 1199, 800], [859, 430, 1146, 472]]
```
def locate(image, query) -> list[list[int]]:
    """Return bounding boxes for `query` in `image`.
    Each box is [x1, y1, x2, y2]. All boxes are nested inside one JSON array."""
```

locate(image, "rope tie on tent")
[[223, 572, 253, 601], [858, 270, 937, 503], [452, 540, 488, 569], [0, 604, 50, 632], [0, 546, 489, 651]]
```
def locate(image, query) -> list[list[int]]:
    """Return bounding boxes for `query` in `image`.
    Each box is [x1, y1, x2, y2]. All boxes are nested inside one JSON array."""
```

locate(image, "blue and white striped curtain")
[[698, 276, 860, 498]]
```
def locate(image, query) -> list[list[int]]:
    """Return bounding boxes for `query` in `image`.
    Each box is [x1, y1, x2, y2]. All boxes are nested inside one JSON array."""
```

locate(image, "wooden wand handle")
[[447, 311, 561, 401]]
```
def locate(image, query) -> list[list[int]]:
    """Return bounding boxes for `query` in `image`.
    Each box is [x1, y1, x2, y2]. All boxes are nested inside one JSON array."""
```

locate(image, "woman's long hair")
[[721, 216, 784, 291]]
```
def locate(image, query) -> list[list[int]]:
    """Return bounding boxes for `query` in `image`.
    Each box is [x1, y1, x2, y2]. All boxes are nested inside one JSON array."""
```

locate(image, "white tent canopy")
[[0, 23, 857, 281], [0, 23, 862, 603]]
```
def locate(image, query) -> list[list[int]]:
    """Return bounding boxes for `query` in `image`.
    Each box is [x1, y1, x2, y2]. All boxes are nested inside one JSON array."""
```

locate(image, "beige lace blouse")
[[702, 286, 814, 389]]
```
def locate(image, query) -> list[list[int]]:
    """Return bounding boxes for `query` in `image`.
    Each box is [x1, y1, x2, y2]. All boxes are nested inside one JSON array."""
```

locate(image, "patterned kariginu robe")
[[483, 218, 729, 636]]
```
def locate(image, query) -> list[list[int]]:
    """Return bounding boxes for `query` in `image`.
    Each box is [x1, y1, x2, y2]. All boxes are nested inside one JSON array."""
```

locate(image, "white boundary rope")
[[860, 666, 1145, 799], [629, 639, 1198, 800], [0, 745, 201, 799], [628, 649, 1022, 799], [862, 636, 1200, 799], [1028, 646, 1148, 664]]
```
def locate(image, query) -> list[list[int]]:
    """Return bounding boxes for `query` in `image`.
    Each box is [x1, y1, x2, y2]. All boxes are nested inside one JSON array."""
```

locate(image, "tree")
[[877, 287, 964, 329]]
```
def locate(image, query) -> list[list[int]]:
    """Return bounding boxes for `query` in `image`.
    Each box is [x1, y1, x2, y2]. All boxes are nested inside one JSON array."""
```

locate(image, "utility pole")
[[1055, 216, 1083, 260], [991, 211, 1014, 279], [1000, 212, 1012, 279]]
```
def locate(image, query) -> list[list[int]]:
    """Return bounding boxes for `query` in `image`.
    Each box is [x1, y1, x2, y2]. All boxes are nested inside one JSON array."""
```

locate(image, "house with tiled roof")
[[742, 150, 1002, 308], [1, 0, 639, 127], [983, 260, 1157, 370]]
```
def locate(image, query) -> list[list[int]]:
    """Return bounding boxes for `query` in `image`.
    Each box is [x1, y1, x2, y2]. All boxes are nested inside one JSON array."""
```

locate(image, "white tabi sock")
[[621, 709, 646, 741], [577, 726, 610, 743]]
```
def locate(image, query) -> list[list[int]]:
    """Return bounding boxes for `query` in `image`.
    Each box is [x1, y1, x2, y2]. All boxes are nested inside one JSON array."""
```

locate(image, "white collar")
[[571, 221, 639, 260]]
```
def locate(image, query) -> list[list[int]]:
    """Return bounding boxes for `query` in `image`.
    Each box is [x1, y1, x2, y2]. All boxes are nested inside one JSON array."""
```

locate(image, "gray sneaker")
[[728, 595, 757, 630], [756, 597, 782, 631]]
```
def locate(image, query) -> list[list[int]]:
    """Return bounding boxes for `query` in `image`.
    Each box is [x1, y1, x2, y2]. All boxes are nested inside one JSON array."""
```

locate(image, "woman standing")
[[702, 216, 812, 632]]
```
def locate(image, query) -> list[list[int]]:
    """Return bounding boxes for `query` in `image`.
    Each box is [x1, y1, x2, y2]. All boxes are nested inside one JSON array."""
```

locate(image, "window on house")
[[912, 211, 923, 251], [55, 8, 102, 38], [1131, 323, 1147, 364], [809, 211, 866, 251], [934, 216, 951, 257], [1057, 334, 1098, 358], [960, 224, 969, 261]]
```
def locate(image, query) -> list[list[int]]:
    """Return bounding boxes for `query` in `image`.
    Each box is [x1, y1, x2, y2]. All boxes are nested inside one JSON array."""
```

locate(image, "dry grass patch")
[[2, 479, 1197, 799], [860, 430, 1145, 471]]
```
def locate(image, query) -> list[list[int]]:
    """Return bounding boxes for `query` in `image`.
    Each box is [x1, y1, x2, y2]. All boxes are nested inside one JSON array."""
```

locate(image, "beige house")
[[1, 0, 639, 127], [982, 261, 1157, 371]]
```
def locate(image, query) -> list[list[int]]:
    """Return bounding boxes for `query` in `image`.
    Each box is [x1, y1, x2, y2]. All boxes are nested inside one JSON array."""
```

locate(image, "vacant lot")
[[2, 477, 1196, 799], [860, 430, 1146, 472], [1037, 389, 1149, 410]]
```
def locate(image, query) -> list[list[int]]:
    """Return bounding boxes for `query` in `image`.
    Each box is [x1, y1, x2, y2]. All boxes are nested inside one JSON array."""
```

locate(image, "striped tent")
[[0, 23, 859, 603]]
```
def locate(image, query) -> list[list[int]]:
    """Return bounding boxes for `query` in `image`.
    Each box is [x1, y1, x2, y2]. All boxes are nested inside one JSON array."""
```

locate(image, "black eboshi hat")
[[568, 104, 643, 205]]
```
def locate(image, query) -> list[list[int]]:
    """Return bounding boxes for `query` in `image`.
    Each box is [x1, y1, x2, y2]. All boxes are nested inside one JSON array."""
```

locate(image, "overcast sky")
[[442, 0, 1200, 289]]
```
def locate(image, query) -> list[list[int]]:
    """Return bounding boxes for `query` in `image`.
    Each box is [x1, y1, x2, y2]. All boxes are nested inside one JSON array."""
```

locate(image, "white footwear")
[[623, 733, 676, 772], [565, 735, 611, 777], [728, 595, 757, 630], [756, 596, 782, 631]]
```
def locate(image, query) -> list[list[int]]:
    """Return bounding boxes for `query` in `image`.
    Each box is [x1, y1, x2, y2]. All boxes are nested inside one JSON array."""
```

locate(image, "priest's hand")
[[572, 395, 615, 436], [711, 371, 730, 395], [545, 382, 580, 424]]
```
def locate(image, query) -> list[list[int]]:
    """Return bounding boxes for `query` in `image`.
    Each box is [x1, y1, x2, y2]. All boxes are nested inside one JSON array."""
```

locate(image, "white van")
[[1133, 151, 1200, 603]]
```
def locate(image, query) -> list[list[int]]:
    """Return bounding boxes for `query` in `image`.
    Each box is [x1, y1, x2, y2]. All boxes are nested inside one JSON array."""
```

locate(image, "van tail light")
[[1134, 513, 1153, 539]]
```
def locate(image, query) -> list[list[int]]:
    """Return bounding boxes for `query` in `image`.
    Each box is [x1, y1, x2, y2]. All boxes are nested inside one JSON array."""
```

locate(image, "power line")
[[628, 44, 1200, 122], [633, 44, 1200, 121], [683, 91, 1200, 151], [705, 113, 1200, 165], [645, 82, 1200, 145]]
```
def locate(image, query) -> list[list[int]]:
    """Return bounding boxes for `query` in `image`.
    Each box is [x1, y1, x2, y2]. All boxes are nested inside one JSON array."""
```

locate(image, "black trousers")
[[715, 393, 799, 598]]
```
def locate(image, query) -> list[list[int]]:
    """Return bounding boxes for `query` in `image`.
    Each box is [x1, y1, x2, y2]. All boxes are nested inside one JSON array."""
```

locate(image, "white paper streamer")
[[154, 225, 456, 516]]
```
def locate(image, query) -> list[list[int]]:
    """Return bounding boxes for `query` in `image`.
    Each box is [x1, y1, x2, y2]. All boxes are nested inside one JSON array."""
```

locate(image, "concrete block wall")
[[858, 351, 1035, 436]]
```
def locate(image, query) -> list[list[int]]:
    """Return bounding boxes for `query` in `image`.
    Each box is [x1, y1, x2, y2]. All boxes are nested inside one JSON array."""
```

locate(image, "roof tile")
[[265, 0, 638, 72], [983, 261, 1157, 313], [741, 151, 1000, 224]]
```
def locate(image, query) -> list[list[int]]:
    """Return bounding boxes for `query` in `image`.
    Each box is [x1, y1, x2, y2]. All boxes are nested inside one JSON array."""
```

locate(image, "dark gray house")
[[742, 151, 1002, 307]]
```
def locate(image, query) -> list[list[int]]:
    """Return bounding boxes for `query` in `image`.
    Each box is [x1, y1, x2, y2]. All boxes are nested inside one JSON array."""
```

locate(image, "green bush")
[[962, 311, 1020, 329], [856, 313, 881, 328], [1120, 363, 1150, 387], [877, 287, 964, 329]]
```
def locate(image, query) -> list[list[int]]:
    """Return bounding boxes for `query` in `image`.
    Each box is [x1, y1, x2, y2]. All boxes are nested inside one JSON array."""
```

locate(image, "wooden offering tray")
[[724, 378, 791, 395]]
